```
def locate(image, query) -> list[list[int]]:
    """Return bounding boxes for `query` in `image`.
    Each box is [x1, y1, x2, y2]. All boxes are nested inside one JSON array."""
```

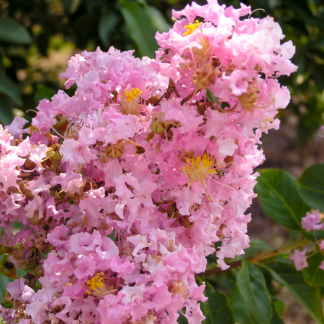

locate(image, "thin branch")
[[201, 238, 310, 277]]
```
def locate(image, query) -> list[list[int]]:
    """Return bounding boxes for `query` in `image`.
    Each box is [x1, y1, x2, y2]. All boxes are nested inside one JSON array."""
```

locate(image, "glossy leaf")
[[0, 75, 22, 106], [0, 96, 14, 125], [303, 253, 324, 287], [0, 18, 32, 45], [297, 164, 324, 211], [121, 1, 160, 58], [261, 262, 324, 324], [255, 169, 309, 230], [99, 11, 120, 47], [237, 261, 272, 324], [201, 282, 235, 324]]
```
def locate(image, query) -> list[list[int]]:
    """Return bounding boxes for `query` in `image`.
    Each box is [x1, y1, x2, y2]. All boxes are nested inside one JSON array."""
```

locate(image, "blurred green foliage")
[[0, 0, 323, 141]]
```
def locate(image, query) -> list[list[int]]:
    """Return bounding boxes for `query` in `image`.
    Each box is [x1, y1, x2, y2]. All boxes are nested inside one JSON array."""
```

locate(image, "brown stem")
[[180, 89, 197, 105], [202, 238, 310, 277]]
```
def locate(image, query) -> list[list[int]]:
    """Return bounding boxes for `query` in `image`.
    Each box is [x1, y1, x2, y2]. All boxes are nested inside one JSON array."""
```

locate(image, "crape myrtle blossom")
[[0, 0, 296, 323]]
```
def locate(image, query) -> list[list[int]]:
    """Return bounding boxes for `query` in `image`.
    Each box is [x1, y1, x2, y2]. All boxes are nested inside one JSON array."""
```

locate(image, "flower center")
[[84, 272, 104, 295], [180, 154, 216, 185], [183, 20, 202, 36], [124, 88, 143, 103]]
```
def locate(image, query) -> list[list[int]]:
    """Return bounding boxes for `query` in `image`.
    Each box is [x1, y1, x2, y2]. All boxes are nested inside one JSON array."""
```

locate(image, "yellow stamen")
[[124, 88, 143, 103], [181, 154, 216, 185], [183, 20, 202, 36], [84, 273, 105, 295]]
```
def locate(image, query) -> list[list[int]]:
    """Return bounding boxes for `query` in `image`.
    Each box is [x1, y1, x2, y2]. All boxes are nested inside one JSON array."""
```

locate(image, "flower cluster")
[[0, 1, 296, 323]]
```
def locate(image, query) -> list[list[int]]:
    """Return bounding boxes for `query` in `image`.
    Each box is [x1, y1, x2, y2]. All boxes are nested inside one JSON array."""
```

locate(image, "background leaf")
[[0, 96, 14, 125], [255, 169, 310, 230], [34, 84, 56, 103], [303, 253, 324, 287], [0, 18, 32, 44], [201, 282, 235, 324], [237, 261, 272, 324], [121, 1, 161, 58], [98, 11, 120, 47], [261, 262, 324, 324], [0, 75, 22, 106], [297, 163, 324, 210]]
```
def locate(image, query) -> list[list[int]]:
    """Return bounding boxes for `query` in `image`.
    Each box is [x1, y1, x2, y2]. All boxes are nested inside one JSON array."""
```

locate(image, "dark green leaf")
[[284, 0, 324, 28], [177, 311, 187, 324], [303, 253, 324, 287], [255, 169, 310, 230], [270, 302, 285, 324], [99, 11, 120, 47], [34, 84, 56, 103], [237, 261, 272, 324], [0, 274, 10, 304], [230, 286, 254, 324], [206, 89, 218, 103], [0, 254, 10, 304], [0, 96, 14, 125], [201, 282, 235, 324], [0, 18, 32, 45], [260, 262, 324, 324], [0, 75, 22, 106], [120, 1, 160, 58], [297, 164, 324, 210], [221, 102, 230, 109]]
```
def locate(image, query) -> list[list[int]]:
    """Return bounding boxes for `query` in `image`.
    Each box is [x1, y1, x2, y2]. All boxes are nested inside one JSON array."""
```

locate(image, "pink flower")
[[301, 210, 324, 232], [290, 249, 308, 271]]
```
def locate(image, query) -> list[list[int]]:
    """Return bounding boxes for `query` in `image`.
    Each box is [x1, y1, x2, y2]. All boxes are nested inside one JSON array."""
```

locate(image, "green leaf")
[[270, 302, 285, 324], [177, 311, 188, 324], [0, 18, 32, 45], [206, 89, 218, 103], [255, 169, 310, 230], [99, 11, 120, 47], [237, 261, 272, 324], [221, 102, 230, 109], [34, 84, 56, 103], [273, 298, 285, 316], [303, 253, 324, 287], [0, 75, 22, 106], [144, 6, 171, 33], [62, 0, 82, 14], [0, 274, 10, 304], [120, 1, 160, 58], [230, 287, 254, 324], [0, 96, 14, 125], [297, 164, 324, 211], [201, 282, 235, 324], [260, 262, 324, 324]]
